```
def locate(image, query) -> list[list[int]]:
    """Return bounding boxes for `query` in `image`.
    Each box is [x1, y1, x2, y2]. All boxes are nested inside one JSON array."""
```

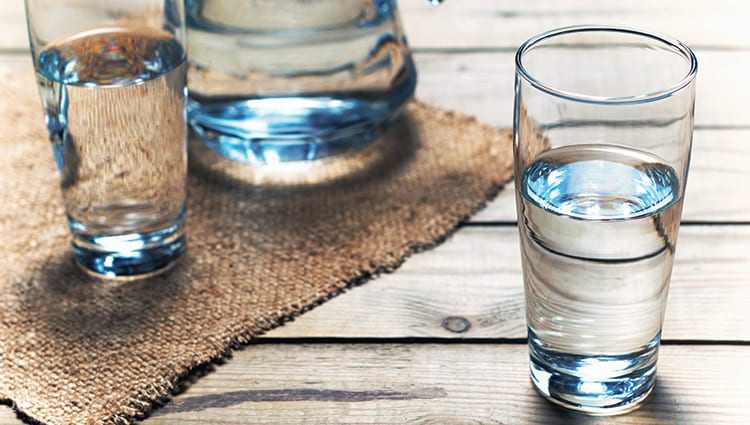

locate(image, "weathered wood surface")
[[0, 2, 25, 52], [264, 225, 750, 341], [415, 50, 750, 129], [5, 344, 745, 425], [402, 0, 750, 50], [4, 1, 750, 50]]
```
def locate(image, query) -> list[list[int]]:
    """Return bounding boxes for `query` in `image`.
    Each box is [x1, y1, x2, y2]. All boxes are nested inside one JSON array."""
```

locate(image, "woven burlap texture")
[[0, 68, 514, 425]]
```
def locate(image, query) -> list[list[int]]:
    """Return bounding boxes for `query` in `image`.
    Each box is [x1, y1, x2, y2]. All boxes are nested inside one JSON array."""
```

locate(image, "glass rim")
[[515, 24, 698, 105]]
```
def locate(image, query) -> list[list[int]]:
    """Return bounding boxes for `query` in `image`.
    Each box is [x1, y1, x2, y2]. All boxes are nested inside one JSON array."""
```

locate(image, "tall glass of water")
[[513, 26, 697, 414], [25, 0, 188, 279]]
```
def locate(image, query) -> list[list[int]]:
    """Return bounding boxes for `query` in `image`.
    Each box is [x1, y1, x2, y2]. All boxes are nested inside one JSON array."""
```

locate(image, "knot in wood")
[[441, 316, 471, 334]]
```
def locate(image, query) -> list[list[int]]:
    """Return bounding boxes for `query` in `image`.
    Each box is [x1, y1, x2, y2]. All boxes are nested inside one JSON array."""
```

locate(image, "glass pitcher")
[[186, 0, 418, 165]]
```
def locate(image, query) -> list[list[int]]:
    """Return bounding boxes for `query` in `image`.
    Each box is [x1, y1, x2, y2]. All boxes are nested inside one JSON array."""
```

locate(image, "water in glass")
[[36, 26, 187, 278], [518, 143, 682, 413]]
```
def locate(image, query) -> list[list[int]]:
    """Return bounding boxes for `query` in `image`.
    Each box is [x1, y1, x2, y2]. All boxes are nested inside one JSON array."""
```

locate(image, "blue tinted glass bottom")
[[70, 215, 186, 281], [528, 330, 659, 415], [188, 68, 416, 165]]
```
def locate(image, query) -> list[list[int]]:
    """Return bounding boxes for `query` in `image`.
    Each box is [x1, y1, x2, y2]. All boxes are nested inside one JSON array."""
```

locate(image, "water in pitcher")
[[35, 26, 187, 277], [517, 144, 683, 412], [185, 0, 418, 164]]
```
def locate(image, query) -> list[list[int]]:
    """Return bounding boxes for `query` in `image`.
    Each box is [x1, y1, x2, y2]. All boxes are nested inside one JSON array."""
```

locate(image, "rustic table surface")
[[2, 1, 749, 424]]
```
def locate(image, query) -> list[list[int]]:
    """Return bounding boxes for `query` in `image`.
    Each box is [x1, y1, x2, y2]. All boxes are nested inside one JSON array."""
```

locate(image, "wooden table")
[[2, 1, 748, 423]]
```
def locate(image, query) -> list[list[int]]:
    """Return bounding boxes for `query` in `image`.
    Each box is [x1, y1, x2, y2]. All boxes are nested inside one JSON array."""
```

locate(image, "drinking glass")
[[513, 25, 697, 414], [25, 0, 188, 279], [185, 0, 417, 165]]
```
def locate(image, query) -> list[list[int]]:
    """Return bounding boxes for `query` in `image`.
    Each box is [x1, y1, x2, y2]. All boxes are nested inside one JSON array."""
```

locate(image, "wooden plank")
[[265, 225, 750, 342], [0, 2, 26, 52], [80, 344, 750, 424], [422, 0, 750, 50], [6, 344, 746, 424], [2, 343, 746, 424], [415, 50, 750, 129], [4, 1, 750, 51], [402, 0, 750, 49], [0, 408, 15, 425], [473, 129, 750, 222]]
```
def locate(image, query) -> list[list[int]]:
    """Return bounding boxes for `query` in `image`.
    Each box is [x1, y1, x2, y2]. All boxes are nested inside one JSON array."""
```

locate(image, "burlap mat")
[[0, 67, 514, 424]]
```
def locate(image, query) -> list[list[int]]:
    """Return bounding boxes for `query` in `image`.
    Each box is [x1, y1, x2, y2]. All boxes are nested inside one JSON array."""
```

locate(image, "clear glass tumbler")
[[513, 26, 697, 414], [25, 0, 188, 280], [185, 0, 417, 165]]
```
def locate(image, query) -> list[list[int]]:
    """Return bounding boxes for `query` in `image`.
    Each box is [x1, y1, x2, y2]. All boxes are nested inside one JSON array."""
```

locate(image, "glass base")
[[189, 97, 404, 165], [71, 223, 186, 281], [528, 334, 659, 415], [188, 67, 417, 166]]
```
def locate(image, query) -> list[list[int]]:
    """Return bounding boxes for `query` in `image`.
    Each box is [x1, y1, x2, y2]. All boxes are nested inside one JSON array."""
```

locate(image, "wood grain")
[[415, 50, 750, 128], [8, 344, 746, 424], [264, 225, 750, 341], [402, 0, 750, 49], [5, 1, 750, 51], [39, 344, 750, 424], [0, 2, 25, 51], [4, 345, 749, 424]]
